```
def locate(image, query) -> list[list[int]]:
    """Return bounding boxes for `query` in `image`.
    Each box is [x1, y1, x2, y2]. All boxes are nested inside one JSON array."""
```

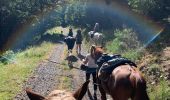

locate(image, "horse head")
[[90, 45, 104, 63], [26, 80, 90, 100]]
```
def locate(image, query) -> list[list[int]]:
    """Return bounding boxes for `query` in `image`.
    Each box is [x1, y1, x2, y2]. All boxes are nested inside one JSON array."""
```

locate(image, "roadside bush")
[[122, 50, 142, 61], [106, 28, 142, 61], [148, 79, 170, 100], [0, 50, 15, 64]]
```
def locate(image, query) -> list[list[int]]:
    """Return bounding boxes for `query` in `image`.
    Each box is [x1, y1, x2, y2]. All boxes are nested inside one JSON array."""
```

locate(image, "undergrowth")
[[106, 28, 142, 61], [148, 79, 170, 100]]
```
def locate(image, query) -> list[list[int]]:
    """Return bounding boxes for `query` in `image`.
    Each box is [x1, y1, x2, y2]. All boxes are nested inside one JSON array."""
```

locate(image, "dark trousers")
[[86, 72, 97, 91]]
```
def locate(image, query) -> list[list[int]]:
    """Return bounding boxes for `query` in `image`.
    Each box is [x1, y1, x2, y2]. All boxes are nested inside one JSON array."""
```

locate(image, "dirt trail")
[[14, 43, 65, 100], [14, 28, 103, 100]]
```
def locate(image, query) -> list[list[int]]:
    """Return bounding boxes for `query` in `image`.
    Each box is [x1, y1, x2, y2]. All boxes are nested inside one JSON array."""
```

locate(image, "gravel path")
[[14, 43, 66, 100], [14, 28, 106, 100]]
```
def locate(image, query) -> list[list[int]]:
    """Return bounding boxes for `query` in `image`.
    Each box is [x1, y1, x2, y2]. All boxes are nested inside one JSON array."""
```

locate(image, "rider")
[[93, 23, 99, 33], [65, 28, 75, 53], [68, 28, 73, 37], [82, 45, 98, 100], [90, 23, 99, 38], [75, 29, 83, 55]]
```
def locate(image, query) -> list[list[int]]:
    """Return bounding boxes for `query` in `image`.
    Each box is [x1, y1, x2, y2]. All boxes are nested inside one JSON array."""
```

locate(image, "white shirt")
[[85, 54, 98, 68]]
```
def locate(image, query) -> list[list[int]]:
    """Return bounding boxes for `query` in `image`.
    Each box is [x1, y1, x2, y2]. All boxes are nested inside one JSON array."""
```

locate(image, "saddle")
[[98, 54, 137, 82]]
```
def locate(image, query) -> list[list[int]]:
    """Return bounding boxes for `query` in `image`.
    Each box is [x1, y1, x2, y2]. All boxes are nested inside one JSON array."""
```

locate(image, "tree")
[[128, 0, 170, 21]]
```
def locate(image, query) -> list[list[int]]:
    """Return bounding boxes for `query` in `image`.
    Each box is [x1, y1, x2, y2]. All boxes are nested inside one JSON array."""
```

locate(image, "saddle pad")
[[98, 56, 137, 82], [97, 54, 121, 67], [100, 57, 137, 74]]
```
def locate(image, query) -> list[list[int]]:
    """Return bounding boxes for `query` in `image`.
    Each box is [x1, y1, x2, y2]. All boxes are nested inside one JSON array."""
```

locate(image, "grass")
[[148, 79, 170, 100], [44, 26, 63, 35], [58, 76, 72, 91], [0, 42, 55, 100], [56, 45, 72, 91]]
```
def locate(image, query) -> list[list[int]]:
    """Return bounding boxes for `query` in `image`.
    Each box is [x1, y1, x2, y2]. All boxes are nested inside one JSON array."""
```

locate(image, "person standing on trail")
[[75, 29, 83, 55], [68, 28, 73, 37], [81, 45, 98, 100]]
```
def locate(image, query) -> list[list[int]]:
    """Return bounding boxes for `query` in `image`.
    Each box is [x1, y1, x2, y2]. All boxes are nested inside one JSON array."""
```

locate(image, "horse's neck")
[[92, 31, 99, 35], [90, 31, 94, 34]]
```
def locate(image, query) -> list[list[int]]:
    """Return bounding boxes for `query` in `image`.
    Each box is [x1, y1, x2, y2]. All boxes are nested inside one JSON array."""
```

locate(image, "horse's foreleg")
[[99, 84, 107, 100]]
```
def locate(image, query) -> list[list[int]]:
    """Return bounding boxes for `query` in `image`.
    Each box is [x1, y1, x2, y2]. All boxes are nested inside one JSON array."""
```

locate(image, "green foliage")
[[106, 28, 142, 61], [0, 0, 69, 51], [61, 1, 86, 27], [128, 0, 156, 13], [148, 79, 170, 100], [122, 50, 142, 61], [128, 0, 170, 20], [0, 51, 15, 64]]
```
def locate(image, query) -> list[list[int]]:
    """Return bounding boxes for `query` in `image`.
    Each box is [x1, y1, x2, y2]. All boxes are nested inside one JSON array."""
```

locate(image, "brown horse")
[[92, 46, 149, 100], [26, 80, 89, 100]]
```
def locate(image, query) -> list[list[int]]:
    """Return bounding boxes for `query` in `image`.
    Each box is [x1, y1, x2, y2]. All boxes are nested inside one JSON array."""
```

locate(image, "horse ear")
[[26, 88, 45, 100], [73, 80, 90, 100]]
